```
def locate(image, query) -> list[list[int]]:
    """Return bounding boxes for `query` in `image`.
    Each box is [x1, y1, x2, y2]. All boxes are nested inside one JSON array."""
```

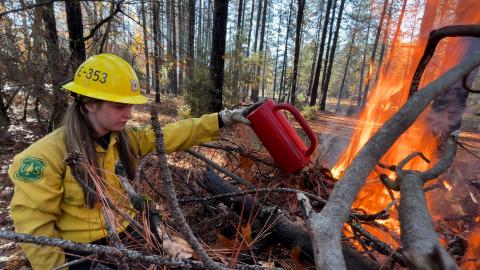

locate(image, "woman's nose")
[[124, 106, 133, 119]]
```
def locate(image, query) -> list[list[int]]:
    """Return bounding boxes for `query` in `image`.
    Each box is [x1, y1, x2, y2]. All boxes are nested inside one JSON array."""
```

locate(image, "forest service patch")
[[15, 156, 46, 182]]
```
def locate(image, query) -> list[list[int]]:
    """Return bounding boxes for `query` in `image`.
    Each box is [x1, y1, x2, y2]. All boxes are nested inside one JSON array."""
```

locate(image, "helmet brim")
[[63, 82, 148, 104]]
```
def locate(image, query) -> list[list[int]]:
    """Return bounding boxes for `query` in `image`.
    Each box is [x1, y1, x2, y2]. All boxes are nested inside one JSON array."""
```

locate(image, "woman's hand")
[[219, 100, 265, 126]]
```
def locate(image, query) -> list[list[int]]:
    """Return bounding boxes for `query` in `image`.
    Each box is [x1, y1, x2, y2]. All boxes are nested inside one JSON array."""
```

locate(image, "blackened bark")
[[39, 0, 68, 132], [361, 0, 389, 107], [169, 0, 178, 95], [141, 0, 151, 94], [309, 0, 333, 106], [279, 0, 294, 102], [320, 0, 346, 110], [290, 0, 306, 105], [209, 0, 228, 112], [152, 0, 161, 103], [187, 0, 195, 79], [65, 0, 86, 72]]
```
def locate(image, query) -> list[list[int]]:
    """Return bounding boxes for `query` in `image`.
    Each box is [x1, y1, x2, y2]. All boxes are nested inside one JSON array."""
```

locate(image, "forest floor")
[[0, 97, 479, 269]]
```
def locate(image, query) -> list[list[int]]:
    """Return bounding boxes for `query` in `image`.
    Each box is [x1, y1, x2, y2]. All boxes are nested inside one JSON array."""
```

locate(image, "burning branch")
[[396, 134, 459, 269], [304, 50, 480, 269], [149, 107, 225, 270], [409, 25, 480, 96]]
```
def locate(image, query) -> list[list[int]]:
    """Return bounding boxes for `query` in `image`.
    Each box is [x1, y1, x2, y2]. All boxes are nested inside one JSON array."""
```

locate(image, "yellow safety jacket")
[[8, 113, 220, 270]]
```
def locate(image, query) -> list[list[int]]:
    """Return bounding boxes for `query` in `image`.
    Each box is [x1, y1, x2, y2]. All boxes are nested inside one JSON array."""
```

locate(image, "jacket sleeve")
[[128, 112, 221, 157], [8, 147, 66, 269]]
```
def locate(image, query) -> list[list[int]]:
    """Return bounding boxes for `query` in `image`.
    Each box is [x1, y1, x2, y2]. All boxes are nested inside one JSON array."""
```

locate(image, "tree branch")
[[307, 51, 480, 269], [150, 107, 225, 270], [397, 135, 458, 269], [409, 25, 480, 96]]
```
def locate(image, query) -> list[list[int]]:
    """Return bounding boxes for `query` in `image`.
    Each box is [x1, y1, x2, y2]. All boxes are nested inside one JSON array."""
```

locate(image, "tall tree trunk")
[[383, 0, 407, 73], [197, 0, 203, 59], [209, 0, 228, 112], [258, 0, 268, 100], [31, 3, 46, 124], [374, 0, 394, 82], [187, 0, 195, 79], [279, 0, 294, 102], [320, 0, 336, 107], [308, 0, 333, 106], [170, 0, 178, 95], [290, 0, 306, 105], [234, 0, 244, 102], [357, 7, 373, 107], [152, 0, 161, 103], [38, 0, 68, 132], [361, 0, 389, 106], [176, 0, 184, 93], [250, 0, 267, 102], [307, 2, 325, 99], [320, 0, 346, 111], [246, 0, 256, 57], [272, 13, 282, 100], [253, 0, 263, 53], [65, 0, 86, 73], [141, 0, 151, 94], [336, 4, 360, 112]]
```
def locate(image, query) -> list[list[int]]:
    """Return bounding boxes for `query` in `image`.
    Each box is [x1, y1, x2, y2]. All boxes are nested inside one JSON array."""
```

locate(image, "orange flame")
[[332, 0, 480, 266]]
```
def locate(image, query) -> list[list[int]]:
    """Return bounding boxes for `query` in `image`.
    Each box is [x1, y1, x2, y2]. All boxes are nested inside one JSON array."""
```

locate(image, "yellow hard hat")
[[63, 53, 148, 104]]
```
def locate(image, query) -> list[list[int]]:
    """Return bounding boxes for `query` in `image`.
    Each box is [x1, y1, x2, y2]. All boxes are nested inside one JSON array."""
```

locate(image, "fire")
[[443, 180, 453, 191], [331, 0, 480, 267]]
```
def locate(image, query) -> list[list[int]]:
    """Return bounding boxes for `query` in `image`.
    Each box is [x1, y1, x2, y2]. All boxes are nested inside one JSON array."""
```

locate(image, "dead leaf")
[[163, 236, 194, 259]]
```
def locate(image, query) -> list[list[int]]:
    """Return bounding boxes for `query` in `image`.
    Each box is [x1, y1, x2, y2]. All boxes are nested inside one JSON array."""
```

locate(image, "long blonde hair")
[[62, 95, 137, 207]]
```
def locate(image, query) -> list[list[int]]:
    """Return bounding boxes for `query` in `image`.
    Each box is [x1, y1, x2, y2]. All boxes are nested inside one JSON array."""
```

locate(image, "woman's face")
[[84, 101, 133, 136]]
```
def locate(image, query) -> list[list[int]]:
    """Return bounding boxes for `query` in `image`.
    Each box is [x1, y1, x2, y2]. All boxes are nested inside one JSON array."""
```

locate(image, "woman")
[[8, 53, 252, 269]]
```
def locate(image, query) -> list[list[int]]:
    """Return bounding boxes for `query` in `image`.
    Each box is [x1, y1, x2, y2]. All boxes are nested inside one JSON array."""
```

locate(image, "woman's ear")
[[83, 102, 98, 113]]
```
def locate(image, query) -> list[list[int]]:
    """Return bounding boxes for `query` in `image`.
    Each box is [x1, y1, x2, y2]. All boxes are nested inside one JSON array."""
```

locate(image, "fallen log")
[[200, 168, 379, 270]]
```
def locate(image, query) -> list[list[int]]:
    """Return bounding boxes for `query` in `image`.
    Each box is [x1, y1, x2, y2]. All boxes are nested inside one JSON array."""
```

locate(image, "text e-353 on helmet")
[[62, 53, 148, 104]]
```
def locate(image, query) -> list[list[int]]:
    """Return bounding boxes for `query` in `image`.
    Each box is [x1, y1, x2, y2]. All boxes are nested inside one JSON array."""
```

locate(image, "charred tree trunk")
[[320, 0, 346, 111], [169, 0, 178, 95], [252, 0, 269, 102], [152, 0, 161, 103], [356, 8, 372, 107], [290, 0, 306, 105], [279, 0, 294, 102], [141, 0, 151, 94], [272, 15, 282, 100], [336, 20, 358, 112], [361, 0, 389, 107], [39, 0, 68, 132], [309, 0, 333, 106], [65, 0, 86, 72], [209, 0, 228, 112]]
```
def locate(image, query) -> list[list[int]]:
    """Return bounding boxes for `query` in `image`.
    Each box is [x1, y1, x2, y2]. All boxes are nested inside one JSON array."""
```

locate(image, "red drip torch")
[[246, 99, 317, 174]]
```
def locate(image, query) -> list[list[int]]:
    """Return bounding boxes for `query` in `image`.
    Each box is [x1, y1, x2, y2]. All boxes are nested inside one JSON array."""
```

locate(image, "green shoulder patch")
[[15, 156, 47, 182]]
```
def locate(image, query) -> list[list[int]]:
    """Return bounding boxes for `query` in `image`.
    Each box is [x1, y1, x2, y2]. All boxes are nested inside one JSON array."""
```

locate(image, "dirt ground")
[[0, 98, 479, 269]]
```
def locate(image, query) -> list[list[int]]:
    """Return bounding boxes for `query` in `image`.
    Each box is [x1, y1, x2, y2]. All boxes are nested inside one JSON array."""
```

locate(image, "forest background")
[[4, 0, 477, 132]]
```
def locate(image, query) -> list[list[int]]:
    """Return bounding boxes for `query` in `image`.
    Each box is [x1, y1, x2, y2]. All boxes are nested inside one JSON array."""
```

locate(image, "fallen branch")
[[306, 50, 480, 269], [150, 107, 225, 270], [186, 149, 255, 188], [178, 187, 326, 205], [0, 231, 276, 270], [201, 169, 378, 270], [396, 135, 458, 269], [200, 143, 276, 167], [0, 230, 201, 268]]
